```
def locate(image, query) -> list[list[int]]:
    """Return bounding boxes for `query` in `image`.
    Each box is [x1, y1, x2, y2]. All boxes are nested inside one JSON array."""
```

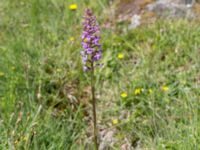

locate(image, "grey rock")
[[147, 0, 196, 18], [99, 130, 117, 150]]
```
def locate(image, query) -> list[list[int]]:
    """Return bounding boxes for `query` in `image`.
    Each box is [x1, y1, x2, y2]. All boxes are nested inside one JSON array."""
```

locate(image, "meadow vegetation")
[[0, 0, 200, 149]]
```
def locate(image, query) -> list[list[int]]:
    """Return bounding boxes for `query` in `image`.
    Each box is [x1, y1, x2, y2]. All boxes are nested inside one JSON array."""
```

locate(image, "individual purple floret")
[[81, 9, 102, 71]]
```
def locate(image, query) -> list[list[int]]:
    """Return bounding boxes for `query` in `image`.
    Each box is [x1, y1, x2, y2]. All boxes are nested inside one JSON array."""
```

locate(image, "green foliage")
[[0, 0, 200, 149]]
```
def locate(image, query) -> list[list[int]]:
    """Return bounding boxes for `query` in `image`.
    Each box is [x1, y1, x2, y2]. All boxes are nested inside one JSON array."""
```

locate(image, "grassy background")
[[0, 0, 200, 149]]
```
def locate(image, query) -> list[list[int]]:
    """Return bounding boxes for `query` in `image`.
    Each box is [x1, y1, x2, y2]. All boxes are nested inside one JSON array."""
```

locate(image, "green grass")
[[0, 0, 200, 149]]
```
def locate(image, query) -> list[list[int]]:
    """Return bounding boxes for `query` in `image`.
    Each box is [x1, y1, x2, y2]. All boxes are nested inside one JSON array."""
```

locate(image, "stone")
[[193, 3, 200, 15], [116, 0, 200, 30], [116, 0, 155, 19], [99, 130, 117, 150], [146, 0, 195, 18], [128, 14, 141, 29]]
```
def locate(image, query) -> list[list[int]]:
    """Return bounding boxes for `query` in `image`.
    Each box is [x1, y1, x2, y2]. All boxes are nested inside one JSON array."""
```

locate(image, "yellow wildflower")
[[69, 4, 77, 10], [69, 37, 75, 42], [134, 88, 142, 95], [56, 68, 62, 72], [112, 119, 119, 125], [0, 72, 5, 77], [148, 88, 153, 94], [161, 85, 169, 92], [120, 92, 127, 98], [117, 53, 124, 59], [11, 67, 16, 70]]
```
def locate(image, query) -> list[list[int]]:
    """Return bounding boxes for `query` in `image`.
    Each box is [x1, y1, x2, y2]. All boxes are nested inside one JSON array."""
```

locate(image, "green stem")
[[91, 62, 98, 150]]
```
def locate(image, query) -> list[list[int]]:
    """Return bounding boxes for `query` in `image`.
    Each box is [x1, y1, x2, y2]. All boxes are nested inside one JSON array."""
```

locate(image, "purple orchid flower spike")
[[81, 9, 102, 150], [81, 9, 102, 71]]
